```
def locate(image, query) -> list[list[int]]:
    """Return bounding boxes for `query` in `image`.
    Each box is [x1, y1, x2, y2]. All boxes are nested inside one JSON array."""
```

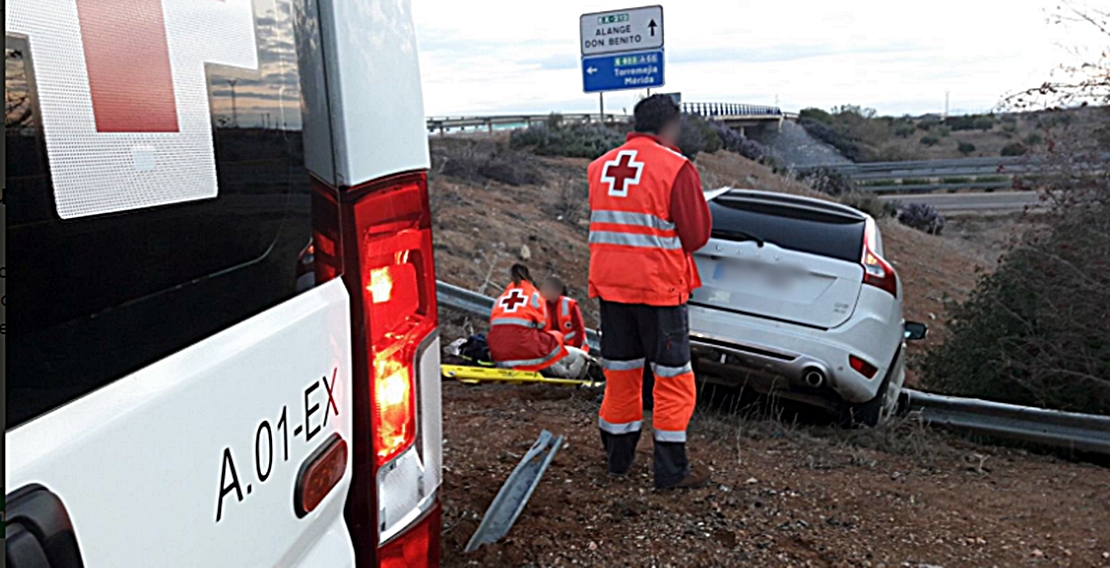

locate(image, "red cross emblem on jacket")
[[600, 150, 644, 197], [498, 289, 527, 312]]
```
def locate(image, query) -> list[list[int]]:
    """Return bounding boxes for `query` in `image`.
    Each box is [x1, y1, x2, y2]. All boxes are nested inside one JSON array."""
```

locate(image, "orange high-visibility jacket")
[[548, 295, 589, 353], [488, 280, 568, 371], [588, 136, 702, 306]]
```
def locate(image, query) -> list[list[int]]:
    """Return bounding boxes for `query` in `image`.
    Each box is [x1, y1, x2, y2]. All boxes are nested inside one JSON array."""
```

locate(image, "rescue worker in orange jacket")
[[489, 264, 587, 378], [540, 276, 589, 354], [588, 95, 713, 490]]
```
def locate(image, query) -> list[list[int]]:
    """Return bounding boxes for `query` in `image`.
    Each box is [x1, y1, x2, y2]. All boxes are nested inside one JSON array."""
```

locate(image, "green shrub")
[[894, 124, 917, 137], [509, 123, 623, 159], [946, 114, 996, 132], [977, 175, 1008, 182], [676, 114, 710, 159], [920, 136, 940, 146], [798, 107, 833, 124], [798, 119, 864, 162], [839, 192, 887, 218], [1023, 133, 1043, 146], [1000, 142, 1029, 157], [897, 202, 945, 234], [957, 142, 976, 155], [937, 125, 951, 137], [923, 185, 1110, 415], [899, 178, 931, 186], [433, 138, 542, 186], [796, 167, 854, 196]]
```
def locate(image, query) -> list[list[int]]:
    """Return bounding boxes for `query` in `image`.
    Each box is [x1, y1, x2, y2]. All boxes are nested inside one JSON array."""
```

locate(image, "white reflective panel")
[[317, 0, 430, 187], [8, 0, 258, 218]]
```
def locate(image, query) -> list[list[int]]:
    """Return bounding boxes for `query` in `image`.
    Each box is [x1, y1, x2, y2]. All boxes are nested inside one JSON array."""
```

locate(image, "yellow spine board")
[[441, 365, 592, 386]]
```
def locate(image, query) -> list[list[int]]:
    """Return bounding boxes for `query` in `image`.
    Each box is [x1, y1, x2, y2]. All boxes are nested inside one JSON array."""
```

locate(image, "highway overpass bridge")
[[681, 102, 799, 136]]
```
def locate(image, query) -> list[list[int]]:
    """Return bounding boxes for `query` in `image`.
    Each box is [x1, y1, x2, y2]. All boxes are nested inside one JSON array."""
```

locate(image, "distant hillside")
[[797, 105, 1110, 162]]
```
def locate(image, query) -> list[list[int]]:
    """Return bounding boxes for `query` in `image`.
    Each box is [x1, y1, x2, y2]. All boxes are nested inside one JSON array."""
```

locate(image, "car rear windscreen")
[[709, 196, 866, 263]]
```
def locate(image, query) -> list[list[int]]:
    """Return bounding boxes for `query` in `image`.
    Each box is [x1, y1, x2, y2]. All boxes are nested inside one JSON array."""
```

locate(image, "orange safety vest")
[[489, 280, 568, 371], [587, 136, 702, 306], [553, 296, 589, 353]]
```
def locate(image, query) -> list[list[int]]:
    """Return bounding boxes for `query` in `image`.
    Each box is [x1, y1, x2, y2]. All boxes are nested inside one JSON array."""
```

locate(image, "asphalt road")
[[879, 190, 1042, 213]]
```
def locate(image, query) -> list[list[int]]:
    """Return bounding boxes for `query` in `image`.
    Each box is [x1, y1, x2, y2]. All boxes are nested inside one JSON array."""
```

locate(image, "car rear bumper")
[[688, 299, 900, 404]]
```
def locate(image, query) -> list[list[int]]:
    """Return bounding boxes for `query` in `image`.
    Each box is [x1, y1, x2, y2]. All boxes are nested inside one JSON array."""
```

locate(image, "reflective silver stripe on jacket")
[[599, 417, 643, 435], [601, 358, 646, 371], [591, 210, 676, 232], [496, 344, 564, 369], [588, 231, 682, 250], [490, 318, 544, 329], [651, 362, 693, 378], [561, 297, 570, 317], [531, 292, 541, 309], [564, 331, 577, 340], [654, 429, 686, 443]]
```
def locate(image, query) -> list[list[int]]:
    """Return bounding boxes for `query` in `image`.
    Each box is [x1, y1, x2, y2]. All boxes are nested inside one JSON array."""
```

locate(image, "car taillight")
[[861, 220, 898, 298], [849, 354, 879, 379]]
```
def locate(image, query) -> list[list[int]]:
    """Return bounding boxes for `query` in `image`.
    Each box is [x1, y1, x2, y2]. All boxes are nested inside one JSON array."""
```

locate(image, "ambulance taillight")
[[311, 171, 441, 566]]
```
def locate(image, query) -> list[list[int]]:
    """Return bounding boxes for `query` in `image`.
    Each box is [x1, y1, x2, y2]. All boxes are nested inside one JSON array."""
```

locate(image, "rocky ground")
[[440, 382, 1110, 567]]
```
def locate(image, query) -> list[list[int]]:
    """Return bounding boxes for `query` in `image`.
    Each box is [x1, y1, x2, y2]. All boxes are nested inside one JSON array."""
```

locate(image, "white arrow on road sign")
[[587, 67, 598, 75]]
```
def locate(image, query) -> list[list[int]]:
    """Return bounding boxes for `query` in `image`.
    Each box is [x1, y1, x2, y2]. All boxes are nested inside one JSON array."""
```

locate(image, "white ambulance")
[[5, 0, 442, 566]]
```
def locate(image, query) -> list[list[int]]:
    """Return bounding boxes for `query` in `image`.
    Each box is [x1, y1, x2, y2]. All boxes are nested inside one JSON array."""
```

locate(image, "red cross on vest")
[[600, 150, 644, 197], [499, 288, 528, 312]]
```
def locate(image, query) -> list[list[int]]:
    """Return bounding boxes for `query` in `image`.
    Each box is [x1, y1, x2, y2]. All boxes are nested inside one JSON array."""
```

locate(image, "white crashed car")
[[688, 189, 926, 425]]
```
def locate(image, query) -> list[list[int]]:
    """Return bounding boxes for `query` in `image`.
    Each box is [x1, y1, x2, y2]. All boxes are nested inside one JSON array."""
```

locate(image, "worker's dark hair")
[[634, 94, 681, 134], [510, 263, 533, 286], [543, 276, 568, 297]]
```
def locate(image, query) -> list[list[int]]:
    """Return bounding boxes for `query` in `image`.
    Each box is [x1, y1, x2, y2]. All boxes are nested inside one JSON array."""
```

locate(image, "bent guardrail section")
[[464, 430, 565, 553]]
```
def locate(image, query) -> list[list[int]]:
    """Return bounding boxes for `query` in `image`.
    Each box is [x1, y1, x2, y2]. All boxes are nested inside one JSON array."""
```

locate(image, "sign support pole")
[[599, 93, 605, 123]]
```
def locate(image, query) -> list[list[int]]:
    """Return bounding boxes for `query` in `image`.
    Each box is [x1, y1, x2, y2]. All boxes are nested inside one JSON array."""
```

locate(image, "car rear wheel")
[[842, 346, 903, 427]]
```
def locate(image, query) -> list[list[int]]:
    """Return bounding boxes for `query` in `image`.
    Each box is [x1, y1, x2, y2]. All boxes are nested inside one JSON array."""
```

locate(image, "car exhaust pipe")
[[803, 368, 825, 388]]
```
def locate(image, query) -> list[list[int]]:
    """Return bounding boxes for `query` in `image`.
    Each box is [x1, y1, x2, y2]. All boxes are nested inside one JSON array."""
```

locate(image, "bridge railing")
[[681, 102, 782, 118]]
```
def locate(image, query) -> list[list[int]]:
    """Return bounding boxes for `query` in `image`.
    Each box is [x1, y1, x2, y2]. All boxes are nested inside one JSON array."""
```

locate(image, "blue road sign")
[[582, 49, 664, 93]]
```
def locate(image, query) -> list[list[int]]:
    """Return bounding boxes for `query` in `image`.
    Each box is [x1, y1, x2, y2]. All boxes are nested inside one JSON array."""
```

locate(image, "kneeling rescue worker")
[[540, 276, 589, 353], [489, 264, 587, 378], [588, 94, 713, 489]]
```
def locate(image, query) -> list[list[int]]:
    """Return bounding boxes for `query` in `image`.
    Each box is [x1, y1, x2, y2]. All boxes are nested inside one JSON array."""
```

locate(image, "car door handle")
[[6, 484, 86, 568]]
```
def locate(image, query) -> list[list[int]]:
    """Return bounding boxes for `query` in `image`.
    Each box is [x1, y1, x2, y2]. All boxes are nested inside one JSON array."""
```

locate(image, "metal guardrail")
[[905, 390, 1110, 456], [795, 156, 1033, 174], [427, 113, 628, 134], [859, 181, 1015, 194], [437, 280, 1110, 457], [464, 429, 565, 553], [682, 102, 782, 118]]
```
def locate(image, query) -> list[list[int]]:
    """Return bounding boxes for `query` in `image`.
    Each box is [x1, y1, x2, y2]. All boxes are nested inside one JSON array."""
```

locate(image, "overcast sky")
[[412, 0, 1104, 117]]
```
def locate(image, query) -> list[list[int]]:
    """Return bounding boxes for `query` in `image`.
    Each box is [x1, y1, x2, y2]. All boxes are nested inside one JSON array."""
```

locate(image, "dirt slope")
[[440, 382, 1110, 567]]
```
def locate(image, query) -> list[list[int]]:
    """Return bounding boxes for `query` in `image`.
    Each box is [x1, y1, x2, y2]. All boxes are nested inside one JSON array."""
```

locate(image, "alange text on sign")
[[580, 5, 664, 56]]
